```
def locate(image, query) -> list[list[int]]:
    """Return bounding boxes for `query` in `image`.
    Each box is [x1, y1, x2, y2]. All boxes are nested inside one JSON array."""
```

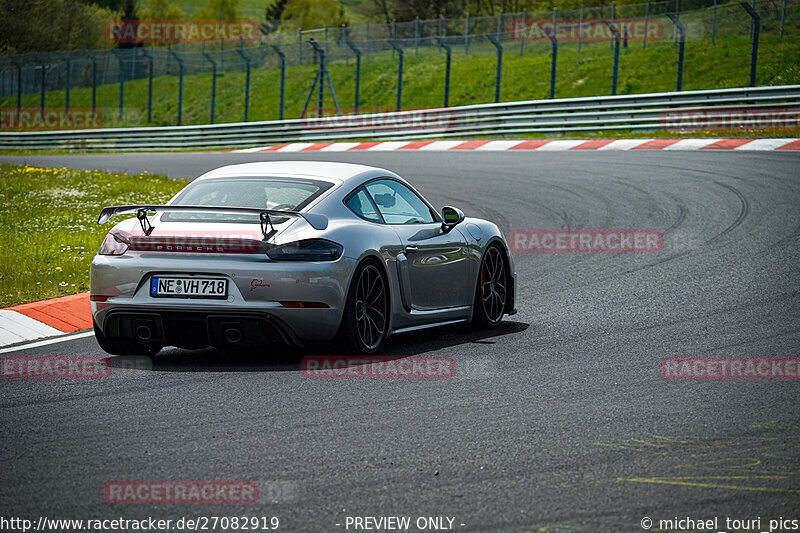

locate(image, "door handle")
[[405, 245, 419, 253]]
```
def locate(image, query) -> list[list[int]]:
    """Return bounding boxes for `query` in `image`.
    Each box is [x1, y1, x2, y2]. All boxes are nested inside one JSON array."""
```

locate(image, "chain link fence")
[[0, 0, 797, 128]]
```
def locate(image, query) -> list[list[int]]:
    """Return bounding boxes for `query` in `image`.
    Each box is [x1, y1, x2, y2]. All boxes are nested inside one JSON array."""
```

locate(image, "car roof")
[[195, 161, 396, 185]]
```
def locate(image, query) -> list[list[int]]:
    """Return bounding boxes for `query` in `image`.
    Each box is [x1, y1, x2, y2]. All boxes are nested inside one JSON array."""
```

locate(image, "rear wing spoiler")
[[98, 205, 328, 239]]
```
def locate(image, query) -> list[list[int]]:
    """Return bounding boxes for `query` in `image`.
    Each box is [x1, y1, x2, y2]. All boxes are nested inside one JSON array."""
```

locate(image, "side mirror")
[[441, 206, 465, 232]]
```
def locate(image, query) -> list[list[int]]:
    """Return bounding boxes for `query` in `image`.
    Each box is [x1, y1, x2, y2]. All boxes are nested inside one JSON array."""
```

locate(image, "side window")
[[345, 187, 382, 223], [364, 179, 435, 225]]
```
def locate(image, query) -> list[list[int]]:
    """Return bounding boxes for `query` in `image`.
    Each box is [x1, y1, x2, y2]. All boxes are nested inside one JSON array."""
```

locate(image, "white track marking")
[[534, 140, 586, 151], [0, 331, 95, 354], [276, 142, 315, 152], [736, 138, 795, 150], [366, 141, 411, 151], [598, 139, 653, 150], [476, 140, 526, 151], [663, 139, 719, 150], [0, 310, 62, 347], [419, 140, 464, 150], [320, 142, 361, 151]]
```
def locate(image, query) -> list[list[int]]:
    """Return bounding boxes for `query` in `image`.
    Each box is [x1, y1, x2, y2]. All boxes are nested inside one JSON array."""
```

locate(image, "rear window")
[[164, 177, 333, 222]]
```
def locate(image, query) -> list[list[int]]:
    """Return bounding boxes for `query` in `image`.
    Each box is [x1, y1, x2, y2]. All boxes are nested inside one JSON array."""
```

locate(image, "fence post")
[[610, 1, 616, 50], [436, 37, 452, 107], [82, 50, 97, 120], [392, 19, 397, 57], [519, 9, 526, 56], [345, 40, 361, 114], [643, 0, 650, 48], [415, 17, 420, 56], [11, 57, 22, 124], [578, 6, 584, 54], [365, 23, 370, 59], [497, 9, 503, 42], [487, 34, 502, 103], [271, 45, 286, 120], [749, 0, 756, 40], [465, 13, 470, 55], [168, 50, 184, 126], [666, 13, 685, 91], [780, 0, 786, 38], [55, 51, 71, 116], [172, 50, 185, 126], [298, 29, 303, 64], [674, 0, 680, 46], [387, 39, 404, 111], [341, 24, 348, 64], [142, 48, 154, 123], [712, 0, 717, 43], [309, 39, 323, 117], [740, 2, 760, 87], [545, 27, 557, 99], [603, 21, 620, 95], [237, 48, 251, 121], [552, 8, 558, 39], [202, 52, 217, 124], [111, 50, 124, 120]]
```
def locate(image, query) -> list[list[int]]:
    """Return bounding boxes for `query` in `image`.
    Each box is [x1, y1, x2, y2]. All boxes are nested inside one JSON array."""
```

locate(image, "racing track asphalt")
[[1, 151, 799, 532]]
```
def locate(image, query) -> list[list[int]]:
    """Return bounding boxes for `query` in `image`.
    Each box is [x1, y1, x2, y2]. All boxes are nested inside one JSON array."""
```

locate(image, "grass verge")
[[0, 164, 187, 307]]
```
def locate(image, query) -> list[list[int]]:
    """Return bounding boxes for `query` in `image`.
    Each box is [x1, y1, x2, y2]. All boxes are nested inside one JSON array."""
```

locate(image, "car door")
[[364, 179, 470, 311]]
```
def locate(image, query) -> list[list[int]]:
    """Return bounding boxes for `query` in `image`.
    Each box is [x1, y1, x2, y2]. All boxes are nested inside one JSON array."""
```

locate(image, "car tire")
[[339, 258, 390, 354], [472, 244, 508, 329], [93, 319, 163, 356]]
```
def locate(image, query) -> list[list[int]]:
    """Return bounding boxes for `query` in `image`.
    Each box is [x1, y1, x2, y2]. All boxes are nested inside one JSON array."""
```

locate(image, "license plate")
[[150, 276, 228, 298]]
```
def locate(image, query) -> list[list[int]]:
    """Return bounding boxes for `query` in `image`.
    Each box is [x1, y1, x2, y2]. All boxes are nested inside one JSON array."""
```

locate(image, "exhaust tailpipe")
[[223, 327, 243, 344], [135, 325, 153, 341]]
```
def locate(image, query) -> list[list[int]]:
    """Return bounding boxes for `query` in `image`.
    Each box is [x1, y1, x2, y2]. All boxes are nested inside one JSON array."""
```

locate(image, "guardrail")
[[1, 85, 798, 151]]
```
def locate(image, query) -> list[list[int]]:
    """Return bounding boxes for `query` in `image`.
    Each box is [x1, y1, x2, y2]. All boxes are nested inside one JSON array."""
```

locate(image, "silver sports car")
[[91, 161, 516, 355]]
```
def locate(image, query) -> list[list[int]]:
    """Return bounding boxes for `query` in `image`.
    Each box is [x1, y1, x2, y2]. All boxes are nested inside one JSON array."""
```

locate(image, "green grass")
[[2, 17, 799, 134], [0, 164, 187, 307]]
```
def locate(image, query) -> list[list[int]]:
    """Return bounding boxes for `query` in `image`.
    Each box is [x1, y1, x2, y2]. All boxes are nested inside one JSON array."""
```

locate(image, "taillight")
[[266, 239, 343, 261], [98, 232, 129, 255]]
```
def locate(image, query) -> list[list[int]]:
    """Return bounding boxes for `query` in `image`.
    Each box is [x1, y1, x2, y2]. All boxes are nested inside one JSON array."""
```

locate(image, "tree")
[[279, 0, 348, 31], [261, 0, 289, 34], [193, 0, 241, 20], [137, 0, 185, 19], [0, 0, 117, 54]]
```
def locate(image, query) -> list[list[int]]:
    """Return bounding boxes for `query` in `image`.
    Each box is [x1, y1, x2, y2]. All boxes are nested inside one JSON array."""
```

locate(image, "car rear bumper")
[[90, 253, 356, 346], [98, 306, 305, 349]]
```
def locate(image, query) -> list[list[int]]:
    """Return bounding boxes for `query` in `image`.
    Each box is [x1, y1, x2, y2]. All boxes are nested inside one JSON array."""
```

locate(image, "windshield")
[[164, 177, 333, 222]]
